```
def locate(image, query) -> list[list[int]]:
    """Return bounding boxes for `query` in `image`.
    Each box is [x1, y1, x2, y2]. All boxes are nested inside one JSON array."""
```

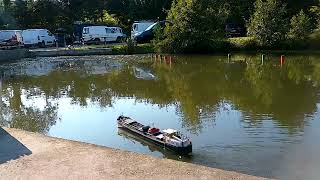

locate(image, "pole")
[[228, 53, 231, 63], [261, 54, 265, 65], [280, 55, 285, 67]]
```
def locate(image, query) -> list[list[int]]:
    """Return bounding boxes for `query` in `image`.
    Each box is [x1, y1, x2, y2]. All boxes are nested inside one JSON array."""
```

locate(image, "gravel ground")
[[0, 128, 270, 180]]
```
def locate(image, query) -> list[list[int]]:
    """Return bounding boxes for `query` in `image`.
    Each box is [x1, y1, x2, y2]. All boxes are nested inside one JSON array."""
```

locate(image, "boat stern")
[[177, 144, 192, 155]]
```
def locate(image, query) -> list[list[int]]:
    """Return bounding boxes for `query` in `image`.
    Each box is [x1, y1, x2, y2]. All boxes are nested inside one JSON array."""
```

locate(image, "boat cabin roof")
[[156, 134, 164, 139], [163, 129, 177, 134]]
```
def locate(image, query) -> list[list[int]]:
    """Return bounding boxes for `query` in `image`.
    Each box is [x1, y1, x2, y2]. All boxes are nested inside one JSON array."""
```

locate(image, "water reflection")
[[0, 54, 320, 177], [118, 128, 192, 161], [0, 55, 319, 132]]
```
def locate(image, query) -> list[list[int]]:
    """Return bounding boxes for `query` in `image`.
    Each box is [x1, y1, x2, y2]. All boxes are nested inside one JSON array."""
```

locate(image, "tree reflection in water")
[[0, 54, 320, 134]]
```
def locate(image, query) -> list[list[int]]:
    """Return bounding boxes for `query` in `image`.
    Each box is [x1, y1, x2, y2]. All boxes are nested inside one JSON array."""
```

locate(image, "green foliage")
[[152, 22, 167, 53], [228, 37, 258, 50], [7, 0, 172, 34], [1, 0, 319, 52], [310, 1, 320, 29], [12, 0, 62, 30], [126, 38, 135, 54], [127, 0, 172, 20], [0, 10, 16, 29], [107, 0, 172, 21], [9, 0, 116, 32], [96, 11, 119, 25], [3, 0, 11, 12], [158, 0, 229, 53], [0, 0, 16, 29], [103, 0, 172, 33], [284, 0, 318, 16], [247, 0, 289, 47], [288, 10, 313, 41], [112, 43, 154, 55], [225, 0, 255, 27]]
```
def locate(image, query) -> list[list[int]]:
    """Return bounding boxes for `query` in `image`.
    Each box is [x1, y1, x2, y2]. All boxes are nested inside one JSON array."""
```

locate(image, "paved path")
[[0, 128, 270, 180]]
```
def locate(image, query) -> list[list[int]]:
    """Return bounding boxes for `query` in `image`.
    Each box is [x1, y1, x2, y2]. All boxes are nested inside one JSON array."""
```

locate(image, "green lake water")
[[1, 54, 320, 179]]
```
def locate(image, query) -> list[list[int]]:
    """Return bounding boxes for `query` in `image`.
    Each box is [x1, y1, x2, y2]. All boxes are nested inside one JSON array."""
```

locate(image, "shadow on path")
[[0, 127, 32, 164]]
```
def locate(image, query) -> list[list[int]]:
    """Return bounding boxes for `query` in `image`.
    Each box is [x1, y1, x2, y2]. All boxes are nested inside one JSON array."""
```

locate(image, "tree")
[[96, 10, 119, 25], [31, 0, 62, 30], [247, 0, 289, 47], [0, 2, 5, 29], [225, 0, 255, 28], [104, 0, 172, 32], [157, 0, 229, 53], [310, 0, 320, 28], [288, 10, 313, 41], [3, 0, 11, 12], [283, 0, 318, 16]]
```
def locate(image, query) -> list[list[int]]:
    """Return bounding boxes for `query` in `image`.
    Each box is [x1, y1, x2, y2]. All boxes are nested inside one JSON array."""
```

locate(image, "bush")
[[152, 23, 166, 53], [157, 0, 229, 53], [228, 37, 259, 50], [112, 43, 154, 55], [95, 10, 119, 25], [288, 10, 313, 41], [247, 0, 289, 47]]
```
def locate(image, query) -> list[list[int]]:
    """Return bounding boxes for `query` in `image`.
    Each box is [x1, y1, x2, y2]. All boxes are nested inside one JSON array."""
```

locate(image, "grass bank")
[[227, 31, 320, 52], [111, 43, 154, 55], [73, 43, 154, 54]]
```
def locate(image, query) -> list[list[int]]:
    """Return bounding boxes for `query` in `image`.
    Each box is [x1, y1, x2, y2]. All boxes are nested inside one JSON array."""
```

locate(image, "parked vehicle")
[[131, 21, 155, 39], [0, 30, 23, 46], [225, 23, 245, 38], [82, 26, 125, 44], [22, 29, 56, 47], [108, 27, 126, 41], [134, 21, 167, 43]]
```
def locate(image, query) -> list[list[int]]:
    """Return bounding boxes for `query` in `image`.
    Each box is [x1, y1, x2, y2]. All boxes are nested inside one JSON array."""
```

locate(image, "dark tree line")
[[0, 0, 173, 32], [1, 0, 317, 31]]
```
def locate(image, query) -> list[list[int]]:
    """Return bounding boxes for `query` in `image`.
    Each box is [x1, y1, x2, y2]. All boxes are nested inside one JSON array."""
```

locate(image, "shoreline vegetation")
[[113, 30, 320, 55], [1, 0, 320, 54], [2, 40, 320, 62]]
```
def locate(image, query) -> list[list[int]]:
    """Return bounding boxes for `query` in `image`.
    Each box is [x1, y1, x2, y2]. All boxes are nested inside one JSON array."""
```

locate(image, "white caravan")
[[131, 21, 155, 39], [22, 29, 56, 47], [0, 30, 23, 46], [82, 26, 125, 44]]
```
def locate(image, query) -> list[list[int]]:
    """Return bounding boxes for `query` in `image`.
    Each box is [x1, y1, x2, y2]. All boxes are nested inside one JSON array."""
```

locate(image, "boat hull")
[[118, 125, 192, 155]]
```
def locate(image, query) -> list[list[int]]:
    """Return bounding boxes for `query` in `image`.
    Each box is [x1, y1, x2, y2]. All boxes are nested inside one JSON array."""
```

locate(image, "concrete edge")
[[0, 127, 271, 180]]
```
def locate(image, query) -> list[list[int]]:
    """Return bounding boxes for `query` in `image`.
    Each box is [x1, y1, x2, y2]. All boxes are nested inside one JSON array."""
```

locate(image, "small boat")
[[117, 115, 192, 155]]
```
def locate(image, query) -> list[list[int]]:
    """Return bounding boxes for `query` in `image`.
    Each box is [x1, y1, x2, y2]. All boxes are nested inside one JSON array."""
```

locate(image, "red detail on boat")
[[148, 128, 160, 134]]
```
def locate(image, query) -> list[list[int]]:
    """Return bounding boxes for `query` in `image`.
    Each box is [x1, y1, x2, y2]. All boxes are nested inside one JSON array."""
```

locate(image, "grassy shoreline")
[[108, 42, 320, 55]]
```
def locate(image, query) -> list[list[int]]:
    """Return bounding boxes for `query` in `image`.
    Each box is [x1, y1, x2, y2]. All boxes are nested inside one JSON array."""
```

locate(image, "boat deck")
[[128, 122, 144, 130], [118, 118, 164, 140], [117, 116, 192, 155]]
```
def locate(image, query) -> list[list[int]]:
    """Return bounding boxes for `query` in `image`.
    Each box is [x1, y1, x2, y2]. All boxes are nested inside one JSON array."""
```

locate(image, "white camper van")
[[82, 26, 125, 44], [131, 21, 155, 39], [0, 30, 23, 46], [22, 29, 56, 47]]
